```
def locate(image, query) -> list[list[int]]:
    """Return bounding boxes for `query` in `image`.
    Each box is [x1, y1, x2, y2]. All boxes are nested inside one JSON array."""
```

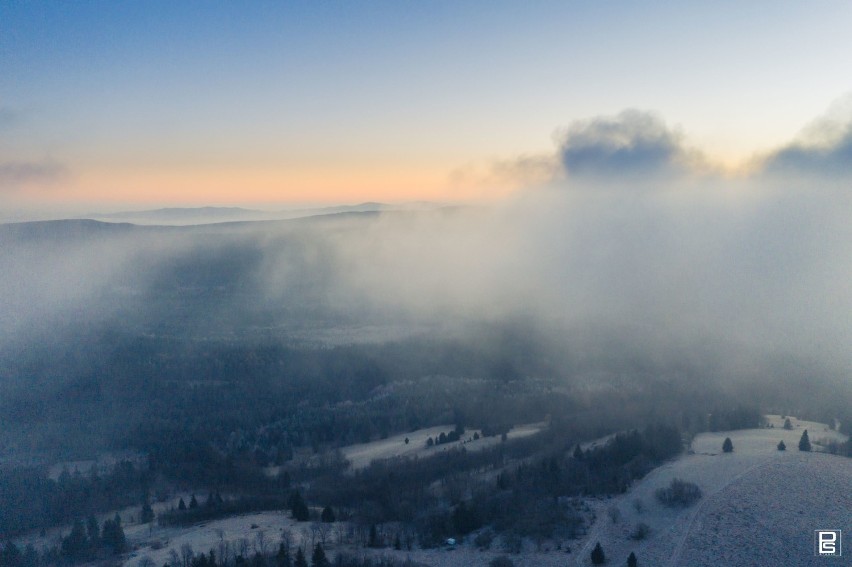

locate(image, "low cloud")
[[557, 109, 702, 181], [762, 126, 852, 178], [448, 154, 560, 194], [761, 95, 852, 179]]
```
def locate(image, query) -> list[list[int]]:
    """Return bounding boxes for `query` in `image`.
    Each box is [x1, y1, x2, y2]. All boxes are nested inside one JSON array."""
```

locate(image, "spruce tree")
[[368, 524, 380, 548], [2, 541, 22, 567], [591, 541, 605, 565], [777, 440, 786, 451], [61, 519, 89, 562], [289, 491, 310, 522], [799, 430, 812, 451], [101, 515, 127, 554], [294, 548, 308, 567], [722, 437, 733, 453], [86, 514, 100, 547], [275, 543, 291, 567], [190, 494, 199, 509], [320, 506, 335, 523], [627, 551, 637, 567], [311, 543, 328, 567], [23, 544, 39, 567], [141, 500, 155, 523], [178, 497, 187, 511]]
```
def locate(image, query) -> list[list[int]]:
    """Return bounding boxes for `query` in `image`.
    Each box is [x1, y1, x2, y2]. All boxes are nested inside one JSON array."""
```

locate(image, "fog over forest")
[[3, 107, 852, 379], [1, 109, 851, 509]]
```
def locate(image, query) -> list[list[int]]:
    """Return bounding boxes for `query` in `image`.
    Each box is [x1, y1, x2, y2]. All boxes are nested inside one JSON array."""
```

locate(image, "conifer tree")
[[799, 429, 812, 451], [61, 519, 89, 562], [23, 544, 39, 567], [294, 548, 308, 567], [289, 491, 310, 522], [86, 514, 100, 546], [320, 506, 335, 523], [311, 543, 328, 567], [590, 541, 605, 565], [777, 440, 786, 451], [141, 500, 155, 523], [1, 541, 23, 567], [275, 542, 291, 567], [190, 494, 199, 509], [368, 524, 380, 548], [178, 497, 187, 511], [101, 515, 127, 554], [627, 551, 637, 567], [722, 437, 733, 453]]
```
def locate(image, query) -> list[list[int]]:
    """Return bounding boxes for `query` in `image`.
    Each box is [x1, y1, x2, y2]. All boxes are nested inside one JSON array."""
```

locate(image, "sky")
[[1, 1, 852, 211]]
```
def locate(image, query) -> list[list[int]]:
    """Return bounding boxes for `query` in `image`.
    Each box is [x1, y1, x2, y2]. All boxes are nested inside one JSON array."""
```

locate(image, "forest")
[[1, 215, 851, 566]]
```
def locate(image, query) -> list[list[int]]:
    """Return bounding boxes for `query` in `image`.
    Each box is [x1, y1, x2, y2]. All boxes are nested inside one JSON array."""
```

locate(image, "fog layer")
[[2, 108, 851, 390]]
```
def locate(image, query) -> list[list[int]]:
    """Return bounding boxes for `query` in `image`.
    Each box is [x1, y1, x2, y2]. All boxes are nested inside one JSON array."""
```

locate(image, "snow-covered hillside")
[[573, 416, 850, 566], [18, 416, 848, 567], [340, 422, 546, 470]]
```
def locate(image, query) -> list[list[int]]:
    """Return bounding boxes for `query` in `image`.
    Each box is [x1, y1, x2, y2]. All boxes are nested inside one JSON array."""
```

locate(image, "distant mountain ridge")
[[85, 202, 394, 225], [0, 218, 139, 242]]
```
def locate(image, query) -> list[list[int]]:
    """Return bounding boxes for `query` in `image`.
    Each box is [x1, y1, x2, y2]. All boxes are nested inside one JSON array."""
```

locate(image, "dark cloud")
[[762, 124, 852, 178], [557, 110, 696, 180], [0, 160, 68, 191]]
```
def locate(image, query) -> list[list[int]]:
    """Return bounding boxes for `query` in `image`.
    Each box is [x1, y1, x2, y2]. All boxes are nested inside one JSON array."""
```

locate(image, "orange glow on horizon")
[[63, 164, 511, 205]]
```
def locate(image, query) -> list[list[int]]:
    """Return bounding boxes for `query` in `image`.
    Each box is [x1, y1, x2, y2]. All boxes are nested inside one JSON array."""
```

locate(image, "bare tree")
[[220, 540, 233, 566], [238, 537, 250, 559], [180, 543, 194, 567], [316, 522, 332, 546], [357, 523, 370, 547], [333, 522, 348, 546], [216, 529, 227, 563], [255, 530, 268, 556], [309, 523, 321, 548], [402, 526, 416, 551]]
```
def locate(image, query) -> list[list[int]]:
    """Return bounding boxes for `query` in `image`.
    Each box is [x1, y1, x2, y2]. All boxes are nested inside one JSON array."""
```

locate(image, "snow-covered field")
[[340, 422, 546, 470], [124, 511, 294, 567], [18, 416, 850, 567], [571, 416, 850, 566]]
